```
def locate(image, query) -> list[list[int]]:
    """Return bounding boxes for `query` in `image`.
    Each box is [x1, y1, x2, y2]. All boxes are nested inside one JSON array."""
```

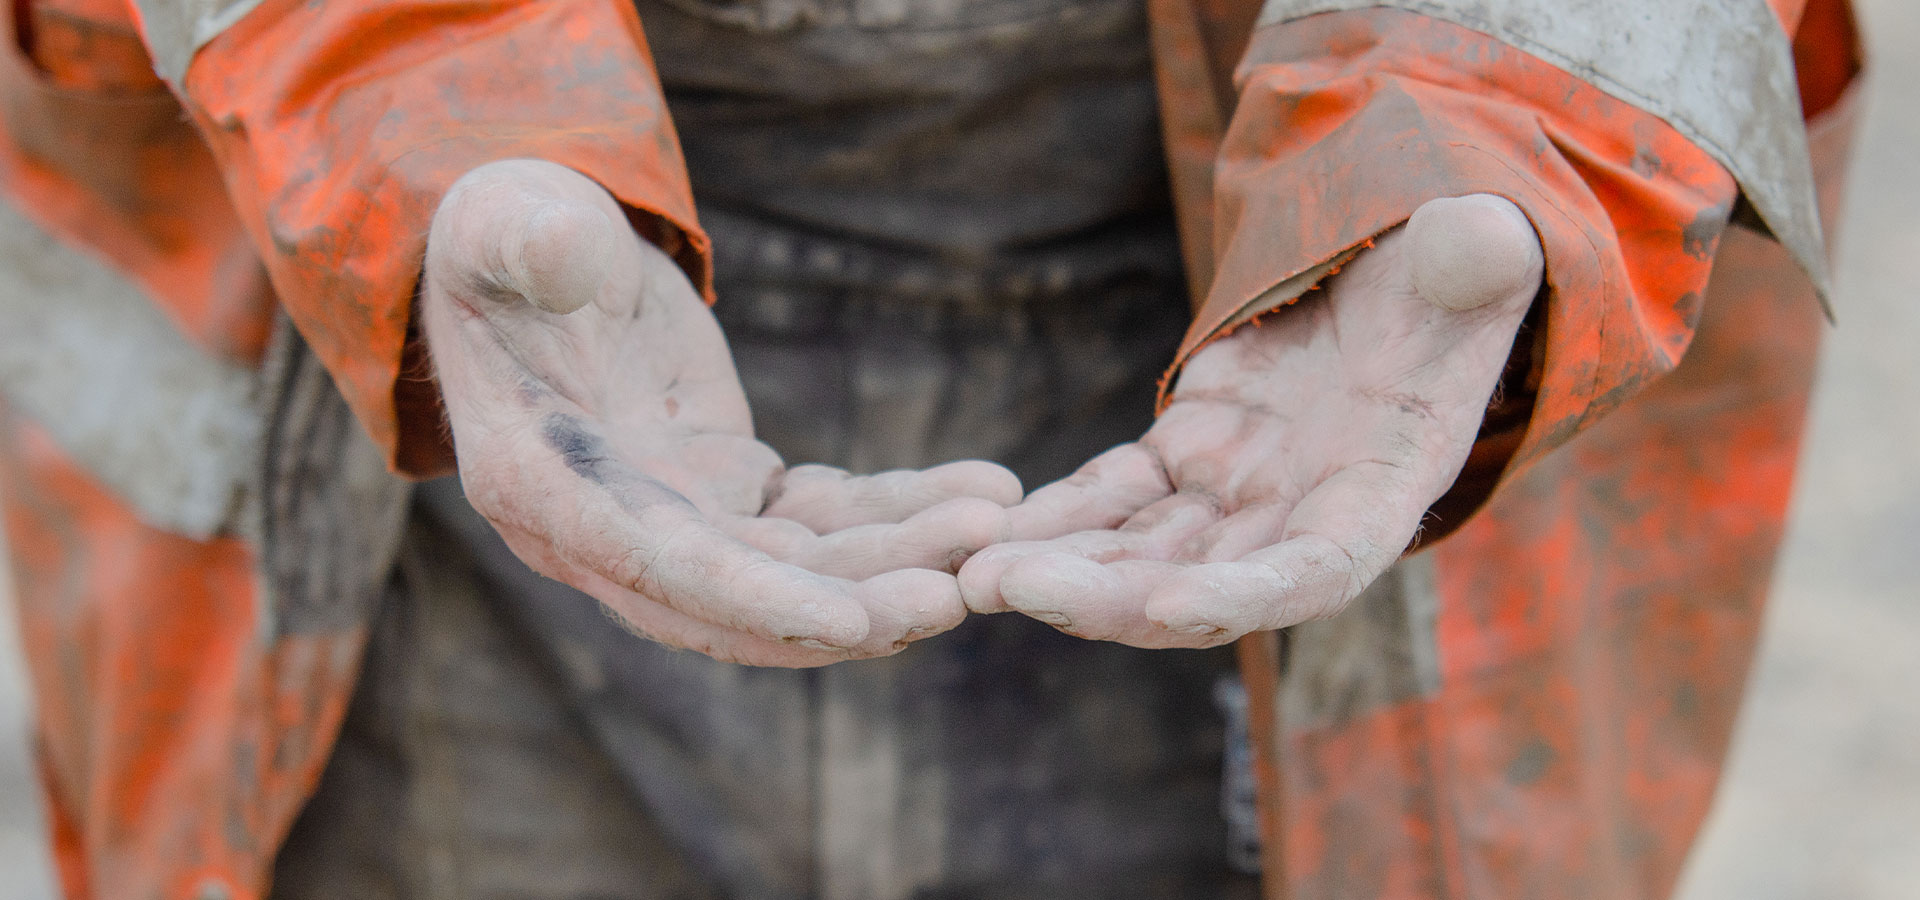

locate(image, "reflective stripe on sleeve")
[[1257, 0, 1832, 310], [127, 0, 268, 84], [0, 196, 260, 539]]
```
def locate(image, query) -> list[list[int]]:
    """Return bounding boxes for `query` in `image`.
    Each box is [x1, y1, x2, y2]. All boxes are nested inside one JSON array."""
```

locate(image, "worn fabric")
[[0, 412, 353, 900], [268, 509, 719, 900], [176, 0, 715, 475], [1253, 0, 1829, 307], [1239, 78, 1863, 900], [1171, 8, 1739, 498], [274, 478, 1257, 900], [0, 320, 409, 900], [0, 194, 259, 538], [631, 0, 1192, 479]]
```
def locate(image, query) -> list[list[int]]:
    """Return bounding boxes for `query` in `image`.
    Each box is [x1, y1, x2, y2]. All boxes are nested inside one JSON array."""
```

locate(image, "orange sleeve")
[[156, 0, 712, 477], [1172, 5, 1854, 528]]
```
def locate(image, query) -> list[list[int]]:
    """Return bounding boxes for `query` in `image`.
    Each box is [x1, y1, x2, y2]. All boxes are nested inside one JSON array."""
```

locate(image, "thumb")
[[428, 159, 623, 315], [496, 197, 618, 314], [1405, 194, 1544, 313]]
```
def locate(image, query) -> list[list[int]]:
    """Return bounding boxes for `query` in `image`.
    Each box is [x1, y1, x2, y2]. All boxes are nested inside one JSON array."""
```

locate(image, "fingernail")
[[1172, 623, 1226, 636], [791, 638, 847, 651], [1027, 610, 1073, 627]]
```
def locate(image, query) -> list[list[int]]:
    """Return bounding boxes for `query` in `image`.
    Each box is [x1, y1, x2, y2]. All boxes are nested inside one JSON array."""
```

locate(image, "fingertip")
[[1406, 194, 1544, 312], [430, 160, 627, 316], [956, 543, 1033, 614], [857, 567, 968, 640], [513, 200, 617, 315]]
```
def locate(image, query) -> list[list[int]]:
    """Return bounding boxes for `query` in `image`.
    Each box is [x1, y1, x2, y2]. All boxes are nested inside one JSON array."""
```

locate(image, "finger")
[[850, 568, 970, 649], [999, 556, 1222, 649], [736, 496, 1011, 579], [764, 461, 1024, 532], [1004, 443, 1173, 542], [575, 563, 966, 662], [957, 442, 1174, 615], [467, 428, 875, 649], [429, 159, 624, 315], [490, 523, 865, 667], [569, 500, 873, 648], [1405, 194, 1544, 313], [958, 493, 1220, 614], [1139, 535, 1377, 642], [558, 461, 977, 649], [960, 538, 1124, 615], [518, 515, 965, 662], [717, 515, 821, 561], [1117, 492, 1227, 539], [1177, 503, 1292, 564], [1143, 461, 1429, 637], [582, 574, 866, 666], [959, 535, 1141, 615]]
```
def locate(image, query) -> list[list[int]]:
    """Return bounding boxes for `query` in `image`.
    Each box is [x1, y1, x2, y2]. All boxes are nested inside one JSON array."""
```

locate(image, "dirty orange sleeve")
[[1178, 8, 1746, 518], [164, 0, 711, 476]]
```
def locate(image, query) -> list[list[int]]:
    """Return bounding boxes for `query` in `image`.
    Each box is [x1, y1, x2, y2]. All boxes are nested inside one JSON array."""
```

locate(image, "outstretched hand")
[[422, 160, 1021, 666], [958, 195, 1543, 648]]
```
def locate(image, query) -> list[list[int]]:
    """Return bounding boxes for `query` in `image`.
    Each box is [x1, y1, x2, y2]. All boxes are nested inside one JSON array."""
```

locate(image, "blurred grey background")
[[2, 0, 1916, 895]]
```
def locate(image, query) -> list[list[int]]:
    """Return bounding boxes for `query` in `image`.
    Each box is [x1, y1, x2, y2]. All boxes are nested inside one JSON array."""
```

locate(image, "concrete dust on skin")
[[2, 3, 1920, 897]]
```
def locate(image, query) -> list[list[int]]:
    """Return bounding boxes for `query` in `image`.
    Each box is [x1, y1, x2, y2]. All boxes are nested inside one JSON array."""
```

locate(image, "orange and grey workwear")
[[0, 0, 1864, 897]]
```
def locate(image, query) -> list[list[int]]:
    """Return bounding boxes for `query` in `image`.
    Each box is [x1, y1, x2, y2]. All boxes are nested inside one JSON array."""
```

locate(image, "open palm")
[[959, 195, 1543, 648], [424, 160, 1021, 666]]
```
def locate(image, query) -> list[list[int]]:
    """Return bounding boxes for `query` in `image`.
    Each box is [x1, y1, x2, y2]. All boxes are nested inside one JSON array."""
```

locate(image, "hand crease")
[[612, 527, 676, 597], [1357, 387, 1442, 425], [1165, 390, 1292, 426]]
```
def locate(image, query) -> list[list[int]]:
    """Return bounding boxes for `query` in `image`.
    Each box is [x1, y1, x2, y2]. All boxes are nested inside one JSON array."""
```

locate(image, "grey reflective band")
[[130, 0, 268, 83], [1257, 0, 1833, 309], [0, 198, 262, 539]]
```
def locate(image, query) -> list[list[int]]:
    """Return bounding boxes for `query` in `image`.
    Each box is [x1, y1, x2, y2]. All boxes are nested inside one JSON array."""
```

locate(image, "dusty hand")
[[422, 160, 1020, 666], [958, 195, 1543, 648]]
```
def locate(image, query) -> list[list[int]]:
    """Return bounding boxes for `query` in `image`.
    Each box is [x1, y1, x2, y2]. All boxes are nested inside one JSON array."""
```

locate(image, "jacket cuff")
[[1175, 9, 1740, 526], [172, 0, 710, 477]]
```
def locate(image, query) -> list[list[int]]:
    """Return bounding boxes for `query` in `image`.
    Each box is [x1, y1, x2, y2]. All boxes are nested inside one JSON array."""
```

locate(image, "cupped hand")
[[422, 160, 1021, 666], [958, 195, 1543, 648]]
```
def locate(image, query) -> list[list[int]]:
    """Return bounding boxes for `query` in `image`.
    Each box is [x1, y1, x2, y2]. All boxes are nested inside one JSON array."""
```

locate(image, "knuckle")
[[606, 522, 687, 598], [606, 542, 657, 594]]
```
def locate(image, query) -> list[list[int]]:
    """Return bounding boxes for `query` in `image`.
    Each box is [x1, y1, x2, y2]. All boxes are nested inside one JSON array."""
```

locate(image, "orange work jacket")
[[0, 0, 1865, 897]]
